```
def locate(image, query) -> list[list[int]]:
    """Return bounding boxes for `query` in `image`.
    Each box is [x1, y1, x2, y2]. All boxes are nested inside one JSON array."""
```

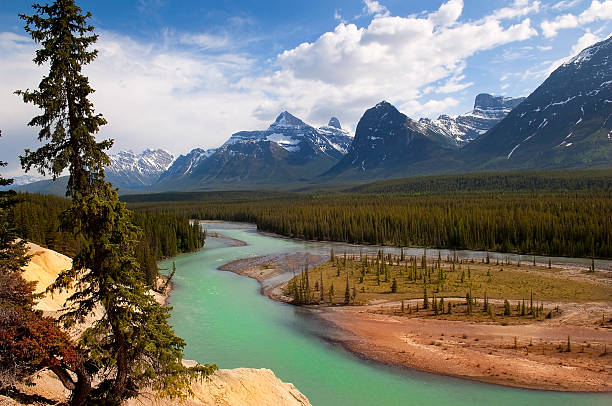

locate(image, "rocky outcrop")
[[127, 367, 311, 406]]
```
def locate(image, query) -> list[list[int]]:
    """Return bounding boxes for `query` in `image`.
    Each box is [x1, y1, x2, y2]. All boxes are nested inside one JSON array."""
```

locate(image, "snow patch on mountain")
[[106, 149, 175, 189], [220, 112, 352, 157], [418, 93, 525, 147]]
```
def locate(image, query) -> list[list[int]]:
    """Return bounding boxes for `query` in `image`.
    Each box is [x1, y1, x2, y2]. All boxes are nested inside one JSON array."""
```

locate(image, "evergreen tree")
[[504, 299, 511, 316], [390, 278, 397, 293], [320, 271, 324, 302], [344, 274, 350, 305], [16, 2, 214, 403]]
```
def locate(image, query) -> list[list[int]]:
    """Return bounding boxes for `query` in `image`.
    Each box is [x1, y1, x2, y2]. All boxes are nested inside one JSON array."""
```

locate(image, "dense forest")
[[345, 168, 612, 194], [124, 170, 612, 259], [8, 193, 205, 284]]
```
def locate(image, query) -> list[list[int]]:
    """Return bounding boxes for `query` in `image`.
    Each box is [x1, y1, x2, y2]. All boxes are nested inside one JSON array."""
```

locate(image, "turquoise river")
[[159, 222, 611, 406]]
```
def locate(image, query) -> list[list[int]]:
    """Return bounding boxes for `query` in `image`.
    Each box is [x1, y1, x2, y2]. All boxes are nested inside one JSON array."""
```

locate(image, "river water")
[[159, 222, 611, 406]]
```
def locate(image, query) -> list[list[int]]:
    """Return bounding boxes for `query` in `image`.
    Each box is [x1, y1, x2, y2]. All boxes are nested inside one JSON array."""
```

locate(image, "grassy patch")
[[286, 253, 611, 308]]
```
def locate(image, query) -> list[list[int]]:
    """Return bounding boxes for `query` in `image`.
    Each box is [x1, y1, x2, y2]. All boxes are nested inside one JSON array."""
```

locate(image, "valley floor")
[[218, 238, 612, 392]]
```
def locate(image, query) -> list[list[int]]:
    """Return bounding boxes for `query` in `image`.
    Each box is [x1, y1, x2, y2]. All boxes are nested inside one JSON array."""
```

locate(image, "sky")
[[1, 0, 611, 177]]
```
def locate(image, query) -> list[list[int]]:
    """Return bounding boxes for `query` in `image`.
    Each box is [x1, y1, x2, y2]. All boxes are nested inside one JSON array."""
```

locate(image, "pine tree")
[[320, 271, 324, 302], [423, 286, 429, 309], [504, 299, 511, 316], [329, 283, 335, 304], [466, 290, 473, 315], [344, 274, 350, 305], [433, 294, 438, 315], [16, 2, 214, 403], [390, 278, 397, 293]]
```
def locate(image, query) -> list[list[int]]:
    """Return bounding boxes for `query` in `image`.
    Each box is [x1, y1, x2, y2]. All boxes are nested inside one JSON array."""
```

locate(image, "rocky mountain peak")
[[474, 93, 524, 111], [269, 111, 307, 129], [328, 117, 342, 129]]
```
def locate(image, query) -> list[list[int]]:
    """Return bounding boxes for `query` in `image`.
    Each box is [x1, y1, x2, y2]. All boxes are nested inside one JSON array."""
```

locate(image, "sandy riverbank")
[[219, 253, 612, 392], [219, 252, 326, 300]]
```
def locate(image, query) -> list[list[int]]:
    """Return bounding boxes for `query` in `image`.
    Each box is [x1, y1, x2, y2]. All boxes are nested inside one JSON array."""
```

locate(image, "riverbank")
[[15, 242, 312, 406], [219, 250, 612, 392]]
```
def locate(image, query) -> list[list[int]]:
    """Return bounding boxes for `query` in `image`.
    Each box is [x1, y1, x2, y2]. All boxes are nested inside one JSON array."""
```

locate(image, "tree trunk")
[[48, 362, 91, 406], [70, 364, 91, 406], [49, 365, 76, 391]]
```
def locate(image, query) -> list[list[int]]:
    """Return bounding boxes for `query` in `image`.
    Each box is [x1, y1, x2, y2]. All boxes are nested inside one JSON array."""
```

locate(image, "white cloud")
[[493, 0, 541, 20], [541, 0, 612, 37], [436, 73, 474, 93], [179, 33, 231, 50], [252, 3, 536, 121], [334, 10, 346, 23], [400, 97, 460, 118], [551, 0, 582, 11], [429, 0, 463, 27], [363, 0, 390, 17], [0, 30, 267, 176]]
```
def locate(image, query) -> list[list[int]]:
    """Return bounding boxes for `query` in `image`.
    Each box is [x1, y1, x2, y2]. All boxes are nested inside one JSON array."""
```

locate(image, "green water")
[[160, 222, 611, 406]]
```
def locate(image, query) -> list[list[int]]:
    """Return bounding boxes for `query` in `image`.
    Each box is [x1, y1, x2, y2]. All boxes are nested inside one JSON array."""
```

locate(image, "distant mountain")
[[0, 174, 46, 190], [326, 101, 457, 179], [157, 148, 216, 183], [317, 117, 353, 154], [219, 111, 352, 160], [418, 93, 525, 147], [154, 112, 353, 189], [106, 149, 174, 189], [16, 149, 175, 194], [466, 36, 612, 169]]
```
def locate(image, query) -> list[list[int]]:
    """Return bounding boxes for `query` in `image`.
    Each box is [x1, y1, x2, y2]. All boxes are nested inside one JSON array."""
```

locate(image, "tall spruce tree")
[[16, 2, 214, 404]]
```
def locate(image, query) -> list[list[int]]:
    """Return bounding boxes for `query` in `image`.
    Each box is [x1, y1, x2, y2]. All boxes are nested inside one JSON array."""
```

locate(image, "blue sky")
[[1, 0, 611, 176]]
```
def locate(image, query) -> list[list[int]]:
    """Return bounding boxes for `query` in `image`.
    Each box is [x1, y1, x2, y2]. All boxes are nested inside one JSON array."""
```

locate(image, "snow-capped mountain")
[[156, 148, 216, 182], [106, 149, 175, 189], [418, 93, 525, 147], [466, 35, 612, 169], [154, 112, 353, 189], [221, 111, 352, 159], [317, 117, 353, 154], [0, 174, 48, 191], [9, 174, 47, 186]]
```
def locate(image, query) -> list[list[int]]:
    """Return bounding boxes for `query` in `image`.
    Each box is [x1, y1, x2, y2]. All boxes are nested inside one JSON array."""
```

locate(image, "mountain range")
[[15, 36, 612, 193], [418, 93, 525, 147]]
